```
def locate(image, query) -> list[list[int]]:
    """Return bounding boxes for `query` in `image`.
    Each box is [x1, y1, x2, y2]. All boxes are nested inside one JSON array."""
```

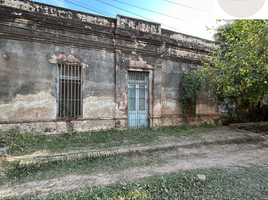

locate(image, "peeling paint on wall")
[[130, 54, 153, 69], [83, 97, 115, 118], [73, 120, 115, 132], [115, 92, 128, 117], [49, 54, 89, 68], [0, 0, 220, 132], [77, 13, 114, 27], [2, 0, 115, 27], [161, 99, 181, 115], [0, 92, 56, 121], [116, 15, 161, 34]]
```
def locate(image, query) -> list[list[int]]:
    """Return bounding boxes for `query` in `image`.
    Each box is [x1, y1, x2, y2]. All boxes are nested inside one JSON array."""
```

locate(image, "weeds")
[[200, 122, 215, 128], [0, 125, 218, 157], [26, 166, 268, 199], [1, 135, 258, 186], [1, 150, 158, 185], [0, 127, 42, 155], [1, 123, 266, 199]]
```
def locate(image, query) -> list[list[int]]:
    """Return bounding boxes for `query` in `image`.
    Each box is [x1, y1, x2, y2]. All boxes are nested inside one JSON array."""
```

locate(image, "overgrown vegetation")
[[0, 124, 218, 186], [178, 74, 203, 116], [1, 151, 157, 185], [202, 19, 268, 123], [1, 136, 264, 195], [7, 166, 268, 199], [1, 124, 266, 199], [0, 124, 217, 157]]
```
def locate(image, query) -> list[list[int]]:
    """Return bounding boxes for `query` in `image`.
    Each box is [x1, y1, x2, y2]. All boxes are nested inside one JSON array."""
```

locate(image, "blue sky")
[[33, 0, 215, 40]]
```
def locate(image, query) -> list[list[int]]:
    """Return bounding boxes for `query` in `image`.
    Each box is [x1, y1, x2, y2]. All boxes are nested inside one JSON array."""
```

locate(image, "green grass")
[[45, 166, 268, 199], [0, 124, 217, 157], [1, 135, 260, 187], [6, 165, 268, 199], [1, 122, 266, 199], [1, 153, 150, 185], [0, 145, 196, 186]]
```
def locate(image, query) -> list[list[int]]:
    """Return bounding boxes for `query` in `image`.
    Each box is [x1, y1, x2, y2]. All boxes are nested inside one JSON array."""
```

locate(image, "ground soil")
[[1, 126, 268, 198], [237, 124, 268, 135]]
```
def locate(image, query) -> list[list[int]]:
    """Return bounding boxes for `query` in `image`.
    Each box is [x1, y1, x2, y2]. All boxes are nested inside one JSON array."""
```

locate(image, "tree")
[[201, 20, 268, 121]]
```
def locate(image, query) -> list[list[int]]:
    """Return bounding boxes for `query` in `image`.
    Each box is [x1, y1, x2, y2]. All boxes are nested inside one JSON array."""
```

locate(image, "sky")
[[32, 0, 215, 40]]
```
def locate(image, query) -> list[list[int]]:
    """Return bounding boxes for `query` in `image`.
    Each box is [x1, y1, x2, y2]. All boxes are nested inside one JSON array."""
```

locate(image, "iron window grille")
[[58, 64, 82, 118], [128, 73, 146, 83]]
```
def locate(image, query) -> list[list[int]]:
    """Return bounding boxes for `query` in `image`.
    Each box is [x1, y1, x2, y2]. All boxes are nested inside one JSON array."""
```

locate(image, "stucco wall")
[[0, 38, 115, 121], [0, 0, 220, 133], [0, 39, 57, 121]]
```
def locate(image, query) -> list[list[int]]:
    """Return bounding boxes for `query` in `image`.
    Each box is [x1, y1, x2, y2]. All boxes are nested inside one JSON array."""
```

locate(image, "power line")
[[55, 0, 189, 34], [70, 0, 115, 17], [163, 0, 207, 12], [59, 0, 113, 17], [96, 0, 185, 33], [111, 0, 184, 21]]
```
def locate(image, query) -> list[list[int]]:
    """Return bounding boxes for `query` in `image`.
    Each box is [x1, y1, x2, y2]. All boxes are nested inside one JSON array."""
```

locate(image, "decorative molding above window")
[[49, 53, 89, 68], [129, 52, 153, 69]]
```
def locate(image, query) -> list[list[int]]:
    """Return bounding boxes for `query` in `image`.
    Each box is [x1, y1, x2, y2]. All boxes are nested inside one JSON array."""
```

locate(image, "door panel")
[[128, 73, 149, 129], [137, 85, 148, 128], [128, 85, 137, 129]]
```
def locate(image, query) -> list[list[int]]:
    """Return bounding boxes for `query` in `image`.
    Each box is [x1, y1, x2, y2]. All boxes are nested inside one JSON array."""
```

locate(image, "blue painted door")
[[128, 73, 149, 129]]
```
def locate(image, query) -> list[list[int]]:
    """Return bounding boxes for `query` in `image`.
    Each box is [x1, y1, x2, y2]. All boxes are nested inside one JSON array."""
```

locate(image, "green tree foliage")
[[202, 20, 268, 105]]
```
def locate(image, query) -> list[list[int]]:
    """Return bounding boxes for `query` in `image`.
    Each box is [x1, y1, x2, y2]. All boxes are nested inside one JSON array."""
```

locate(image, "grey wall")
[[0, 39, 115, 121], [0, 0, 219, 131]]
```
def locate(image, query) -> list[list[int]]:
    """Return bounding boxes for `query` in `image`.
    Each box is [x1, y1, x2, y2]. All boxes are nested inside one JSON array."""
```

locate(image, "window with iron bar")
[[58, 64, 82, 118]]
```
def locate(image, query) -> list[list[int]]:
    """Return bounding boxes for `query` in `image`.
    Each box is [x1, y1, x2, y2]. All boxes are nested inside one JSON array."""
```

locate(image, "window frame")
[[57, 64, 83, 118]]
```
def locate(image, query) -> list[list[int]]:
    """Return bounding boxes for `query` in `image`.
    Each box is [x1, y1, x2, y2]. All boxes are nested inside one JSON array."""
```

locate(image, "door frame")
[[126, 67, 153, 129], [127, 72, 148, 129]]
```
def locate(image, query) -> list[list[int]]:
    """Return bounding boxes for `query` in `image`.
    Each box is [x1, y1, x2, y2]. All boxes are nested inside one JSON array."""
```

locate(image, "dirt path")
[[1, 139, 268, 198]]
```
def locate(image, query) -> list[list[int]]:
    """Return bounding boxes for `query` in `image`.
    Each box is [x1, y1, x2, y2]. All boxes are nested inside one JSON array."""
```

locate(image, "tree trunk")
[[235, 98, 240, 122], [252, 102, 255, 122], [249, 104, 251, 122]]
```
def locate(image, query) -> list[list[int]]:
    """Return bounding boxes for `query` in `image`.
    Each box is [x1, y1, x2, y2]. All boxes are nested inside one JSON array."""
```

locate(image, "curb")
[[13, 132, 264, 165], [229, 122, 268, 127]]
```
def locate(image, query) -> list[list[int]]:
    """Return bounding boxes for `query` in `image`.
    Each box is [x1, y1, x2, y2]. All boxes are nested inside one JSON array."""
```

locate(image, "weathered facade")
[[0, 0, 220, 133]]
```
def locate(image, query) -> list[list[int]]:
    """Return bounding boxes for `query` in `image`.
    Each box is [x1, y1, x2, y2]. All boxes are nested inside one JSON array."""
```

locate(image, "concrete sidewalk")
[[6, 126, 266, 164]]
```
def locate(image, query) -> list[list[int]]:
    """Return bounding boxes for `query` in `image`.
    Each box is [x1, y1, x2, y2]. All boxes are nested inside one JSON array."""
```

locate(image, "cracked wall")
[[0, 36, 115, 131], [1, 0, 115, 28], [0, 92, 56, 121], [0, 0, 220, 132]]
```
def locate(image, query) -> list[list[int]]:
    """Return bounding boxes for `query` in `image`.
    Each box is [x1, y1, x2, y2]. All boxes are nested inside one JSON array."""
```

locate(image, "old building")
[[0, 0, 220, 133]]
